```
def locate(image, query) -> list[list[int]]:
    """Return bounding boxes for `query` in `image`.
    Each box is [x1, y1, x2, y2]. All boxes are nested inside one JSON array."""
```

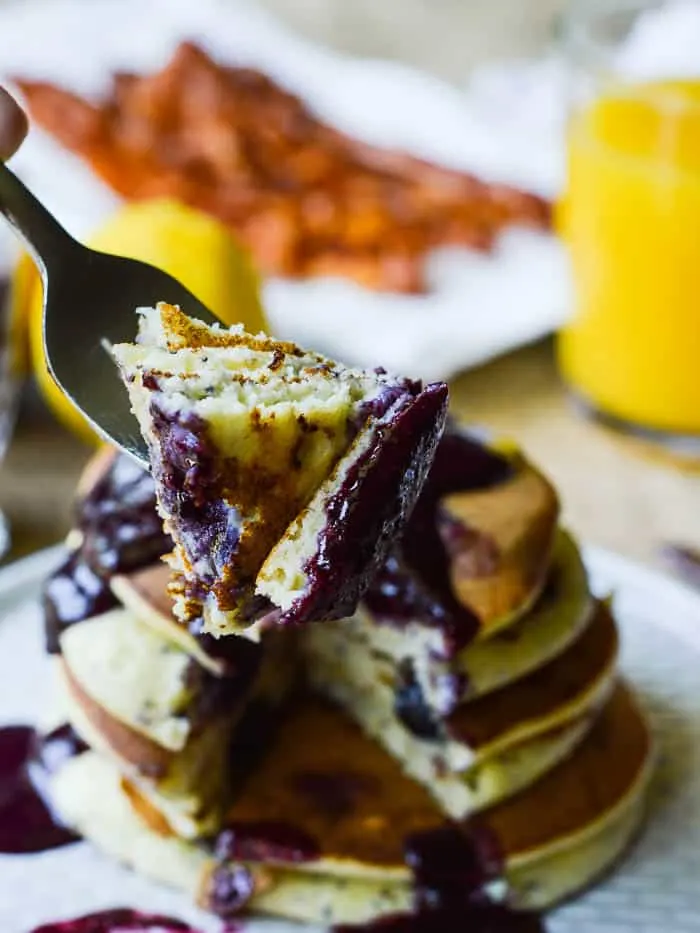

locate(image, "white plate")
[[0, 0, 570, 383], [0, 544, 699, 932]]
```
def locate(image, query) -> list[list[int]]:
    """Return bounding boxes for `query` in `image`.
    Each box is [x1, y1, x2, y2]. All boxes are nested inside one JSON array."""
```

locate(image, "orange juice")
[[557, 80, 700, 435]]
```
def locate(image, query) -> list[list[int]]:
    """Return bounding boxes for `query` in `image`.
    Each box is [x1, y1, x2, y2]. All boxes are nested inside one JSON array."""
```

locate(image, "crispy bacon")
[[17, 42, 551, 294]]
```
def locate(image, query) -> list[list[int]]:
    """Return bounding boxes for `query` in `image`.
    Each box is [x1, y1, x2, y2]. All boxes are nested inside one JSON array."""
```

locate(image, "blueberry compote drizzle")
[[0, 723, 86, 853], [393, 661, 441, 741], [286, 382, 449, 625], [43, 551, 117, 654], [43, 451, 172, 652], [29, 908, 215, 932], [364, 424, 513, 657], [78, 452, 172, 576], [148, 402, 270, 622], [209, 816, 319, 917], [333, 823, 545, 932]]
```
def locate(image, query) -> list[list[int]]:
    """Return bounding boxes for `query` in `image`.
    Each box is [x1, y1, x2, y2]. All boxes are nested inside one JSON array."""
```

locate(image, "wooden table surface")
[[3, 338, 699, 574]]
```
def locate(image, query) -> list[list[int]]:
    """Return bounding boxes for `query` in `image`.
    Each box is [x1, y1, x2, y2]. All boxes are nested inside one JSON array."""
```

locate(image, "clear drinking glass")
[[556, 0, 700, 456]]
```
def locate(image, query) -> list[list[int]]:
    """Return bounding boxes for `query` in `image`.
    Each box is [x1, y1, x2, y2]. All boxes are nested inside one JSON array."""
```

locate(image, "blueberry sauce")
[[215, 820, 320, 863], [79, 451, 172, 576], [393, 661, 441, 741], [43, 450, 172, 652], [334, 902, 544, 931], [281, 382, 449, 624], [43, 450, 251, 669], [28, 908, 209, 932], [333, 823, 545, 932], [405, 822, 503, 906], [425, 424, 513, 497], [0, 723, 86, 853], [147, 403, 267, 622], [364, 424, 514, 657], [43, 551, 117, 654], [205, 862, 257, 917]]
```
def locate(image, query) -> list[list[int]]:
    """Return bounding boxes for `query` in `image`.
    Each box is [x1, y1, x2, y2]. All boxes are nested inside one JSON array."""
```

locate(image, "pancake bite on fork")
[[111, 303, 448, 636]]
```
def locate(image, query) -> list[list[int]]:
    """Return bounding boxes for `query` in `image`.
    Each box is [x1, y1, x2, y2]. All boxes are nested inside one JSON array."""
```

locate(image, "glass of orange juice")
[[557, 0, 700, 453]]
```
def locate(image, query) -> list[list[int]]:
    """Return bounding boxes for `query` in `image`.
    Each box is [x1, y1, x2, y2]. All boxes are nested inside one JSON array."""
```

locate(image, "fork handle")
[[0, 160, 77, 282]]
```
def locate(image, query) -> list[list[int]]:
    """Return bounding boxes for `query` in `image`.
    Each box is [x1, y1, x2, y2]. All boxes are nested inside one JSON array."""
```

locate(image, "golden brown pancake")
[[489, 681, 650, 858], [448, 600, 618, 753], [347, 528, 592, 721], [215, 681, 645, 876], [50, 682, 651, 925], [57, 603, 296, 838], [444, 458, 559, 637], [48, 432, 647, 926], [303, 599, 617, 825]]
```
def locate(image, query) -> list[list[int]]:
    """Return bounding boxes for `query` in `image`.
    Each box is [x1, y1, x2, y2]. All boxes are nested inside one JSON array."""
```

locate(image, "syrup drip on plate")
[[333, 823, 545, 932], [0, 724, 86, 854]]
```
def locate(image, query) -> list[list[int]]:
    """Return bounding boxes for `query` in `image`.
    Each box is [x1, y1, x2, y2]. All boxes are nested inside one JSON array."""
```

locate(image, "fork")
[[0, 160, 220, 464]]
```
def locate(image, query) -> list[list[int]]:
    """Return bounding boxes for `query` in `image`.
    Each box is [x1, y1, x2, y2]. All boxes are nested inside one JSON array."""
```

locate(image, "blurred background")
[[258, 0, 564, 78], [1, 0, 700, 577]]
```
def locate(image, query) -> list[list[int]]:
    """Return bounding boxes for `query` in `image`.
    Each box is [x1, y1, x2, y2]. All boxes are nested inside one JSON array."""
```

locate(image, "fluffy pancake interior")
[[60, 608, 192, 751], [112, 304, 388, 487], [344, 528, 593, 719]]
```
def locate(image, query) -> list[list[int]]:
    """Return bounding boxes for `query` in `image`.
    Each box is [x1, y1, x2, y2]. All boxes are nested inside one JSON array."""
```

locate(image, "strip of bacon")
[[17, 42, 551, 294]]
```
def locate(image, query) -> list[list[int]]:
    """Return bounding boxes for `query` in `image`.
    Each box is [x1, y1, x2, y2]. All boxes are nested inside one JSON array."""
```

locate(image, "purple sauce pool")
[[28, 908, 234, 932], [0, 724, 86, 854]]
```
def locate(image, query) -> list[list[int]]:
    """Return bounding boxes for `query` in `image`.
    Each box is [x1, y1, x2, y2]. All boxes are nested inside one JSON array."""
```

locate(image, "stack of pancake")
[[43, 428, 653, 929]]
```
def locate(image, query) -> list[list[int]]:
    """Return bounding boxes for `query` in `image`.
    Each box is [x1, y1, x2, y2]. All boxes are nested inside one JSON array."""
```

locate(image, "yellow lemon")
[[21, 198, 267, 446]]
